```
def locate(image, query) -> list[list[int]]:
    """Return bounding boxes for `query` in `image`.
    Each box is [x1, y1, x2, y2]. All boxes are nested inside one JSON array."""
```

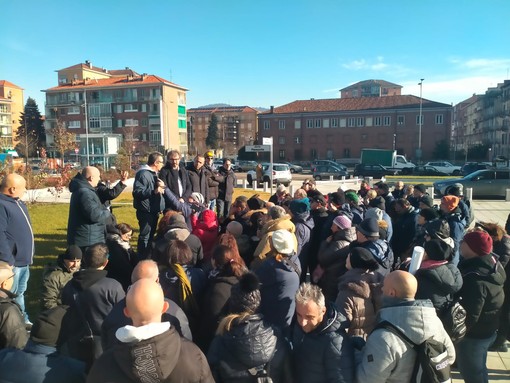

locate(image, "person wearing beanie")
[[418, 195, 434, 210], [335, 247, 383, 339], [0, 305, 86, 383], [191, 209, 219, 266], [455, 229, 506, 383], [208, 272, 291, 383], [345, 191, 364, 225], [409, 183, 427, 210], [365, 206, 393, 242], [414, 239, 462, 314], [445, 184, 474, 228], [269, 184, 291, 206], [289, 198, 315, 283], [41, 245, 83, 310], [254, 229, 301, 330], [316, 214, 356, 302]]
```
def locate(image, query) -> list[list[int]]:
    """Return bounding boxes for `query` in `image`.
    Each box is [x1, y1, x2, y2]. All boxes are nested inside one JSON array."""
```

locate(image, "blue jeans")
[[208, 199, 216, 211], [12, 265, 30, 322], [455, 332, 497, 383]]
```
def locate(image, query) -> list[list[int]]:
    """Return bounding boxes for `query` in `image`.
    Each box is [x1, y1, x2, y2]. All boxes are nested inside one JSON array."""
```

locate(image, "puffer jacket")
[[0, 288, 28, 350], [317, 227, 356, 302], [208, 314, 292, 383], [415, 261, 463, 312], [192, 210, 219, 263], [356, 299, 455, 383], [292, 303, 354, 383], [493, 235, 510, 268], [41, 257, 74, 310], [292, 210, 315, 274], [457, 253, 506, 338], [335, 268, 383, 339]]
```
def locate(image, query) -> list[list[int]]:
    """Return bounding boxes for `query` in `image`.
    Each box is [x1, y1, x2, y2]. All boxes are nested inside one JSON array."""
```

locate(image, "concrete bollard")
[[506, 189, 510, 202], [289, 184, 295, 196], [341, 176, 346, 181], [252, 181, 257, 191], [243, 179, 248, 189], [427, 187, 434, 198], [329, 175, 334, 181], [263, 182, 268, 193], [465, 187, 473, 201]]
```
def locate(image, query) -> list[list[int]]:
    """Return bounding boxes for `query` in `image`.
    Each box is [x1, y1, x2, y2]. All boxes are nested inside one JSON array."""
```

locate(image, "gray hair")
[[295, 282, 325, 309], [269, 205, 287, 219], [131, 259, 159, 283]]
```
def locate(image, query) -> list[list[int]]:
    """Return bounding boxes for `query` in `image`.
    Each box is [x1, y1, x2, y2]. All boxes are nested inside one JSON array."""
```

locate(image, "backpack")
[[375, 321, 451, 383], [439, 299, 467, 344]]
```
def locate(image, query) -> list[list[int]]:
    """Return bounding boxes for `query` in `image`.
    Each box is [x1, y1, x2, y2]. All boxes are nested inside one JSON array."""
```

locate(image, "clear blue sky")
[[2, 0, 509, 112]]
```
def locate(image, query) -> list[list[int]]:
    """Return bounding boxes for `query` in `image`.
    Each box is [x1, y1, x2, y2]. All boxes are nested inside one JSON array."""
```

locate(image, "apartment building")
[[187, 106, 258, 157], [43, 61, 188, 166], [0, 80, 24, 150], [258, 92, 452, 162]]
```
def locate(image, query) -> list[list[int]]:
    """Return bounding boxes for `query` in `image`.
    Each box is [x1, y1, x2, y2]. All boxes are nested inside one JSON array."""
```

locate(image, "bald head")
[[82, 166, 101, 187], [124, 279, 168, 326], [131, 260, 159, 284], [382, 270, 417, 300], [0, 174, 27, 199]]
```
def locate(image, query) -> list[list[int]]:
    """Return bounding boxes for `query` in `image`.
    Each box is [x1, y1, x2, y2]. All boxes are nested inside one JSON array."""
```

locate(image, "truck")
[[360, 149, 415, 174]]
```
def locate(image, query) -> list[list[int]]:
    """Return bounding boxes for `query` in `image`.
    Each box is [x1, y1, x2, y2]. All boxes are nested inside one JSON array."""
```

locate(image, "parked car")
[[313, 165, 349, 180], [424, 161, 462, 175], [282, 162, 303, 174], [246, 163, 292, 186], [236, 160, 258, 172], [411, 165, 450, 177], [433, 169, 510, 198], [353, 164, 399, 179], [311, 160, 348, 172], [461, 162, 492, 176]]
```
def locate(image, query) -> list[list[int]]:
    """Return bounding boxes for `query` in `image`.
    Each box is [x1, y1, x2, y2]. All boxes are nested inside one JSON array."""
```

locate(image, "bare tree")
[[50, 119, 76, 165], [115, 126, 136, 172]]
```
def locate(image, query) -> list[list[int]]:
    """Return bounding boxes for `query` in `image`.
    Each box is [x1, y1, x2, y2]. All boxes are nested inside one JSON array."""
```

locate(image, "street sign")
[[262, 137, 273, 145], [246, 145, 271, 152]]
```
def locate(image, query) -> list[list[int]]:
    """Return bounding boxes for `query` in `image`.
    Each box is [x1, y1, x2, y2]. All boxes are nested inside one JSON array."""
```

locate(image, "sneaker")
[[489, 343, 508, 352]]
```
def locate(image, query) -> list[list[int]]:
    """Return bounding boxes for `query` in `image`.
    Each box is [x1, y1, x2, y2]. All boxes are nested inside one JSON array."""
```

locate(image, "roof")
[[0, 80, 23, 90], [263, 95, 450, 115], [340, 79, 402, 92], [188, 106, 259, 114], [44, 74, 187, 92]]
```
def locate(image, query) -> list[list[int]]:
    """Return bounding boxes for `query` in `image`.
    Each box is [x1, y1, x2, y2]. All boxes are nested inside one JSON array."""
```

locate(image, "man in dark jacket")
[[132, 152, 165, 259], [0, 305, 86, 383], [0, 263, 28, 350], [61, 243, 125, 362], [67, 167, 112, 252], [203, 151, 223, 211], [0, 174, 34, 325], [217, 158, 237, 219], [289, 199, 315, 283], [455, 230, 506, 383], [87, 278, 214, 383], [292, 282, 354, 383], [96, 169, 128, 232], [186, 155, 209, 203], [440, 195, 466, 265], [159, 150, 192, 206], [390, 198, 418, 265]]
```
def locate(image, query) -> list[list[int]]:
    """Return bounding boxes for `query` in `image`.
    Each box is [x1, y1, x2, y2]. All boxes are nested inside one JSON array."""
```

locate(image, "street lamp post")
[[83, 90, 90, 166], [417, 78, 424, 163]]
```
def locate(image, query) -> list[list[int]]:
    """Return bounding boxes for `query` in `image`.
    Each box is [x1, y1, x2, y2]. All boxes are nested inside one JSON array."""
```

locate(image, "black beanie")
[[369, 196, 386, 211], [357, 218, 380, 238], [350, 247, 379, 271], [229, 273, 261, 314], [30, 305, 67, 347], [419, 207, 439, 221], [247, 196, 266, 210], [424, 239, 451, 261]]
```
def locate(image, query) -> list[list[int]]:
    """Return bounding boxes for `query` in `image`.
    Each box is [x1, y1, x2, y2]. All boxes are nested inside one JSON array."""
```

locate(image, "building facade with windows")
[[43, 61, 188, 165], [340, 80, 402, 98], [187, 106, 258, 157], [258, 95, 452, 162], [0, 80, 24, 150]]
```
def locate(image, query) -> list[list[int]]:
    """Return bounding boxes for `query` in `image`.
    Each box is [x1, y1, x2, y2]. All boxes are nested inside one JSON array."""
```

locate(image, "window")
[[263, 121, 270, 130], [397, 115, 405, 125], [306, 119, 313, 128], [295, 119, 301, 129], [279, 150, 285, 159], [141, 104, 147, 113], [152, 103, 159, 113], [125, 104, 137, 112], [326, 149, 334, 159], [310, 149, 317, 159], [278, 136, 285, 144], [294, 136, 301, 144], [315, 119, 321, 128], [344, 148, 350, 157], [374, 116, 382, 126], [150, 130, 161, 144], [279, 120, 285, 130], [68, 106, 80, 115], [68, 121, 80, 129], [323, 119, 330, 128], [141, 118, 148, 127], [416, 115, 423, 125], [117, 119, 123, 128], [331, 118, 339, 128], [348, 118, 355, 127], [339, 119, 347, 128], [383, 116, 391, 126], [357, 117, 365, 127], [115, 105, 123, 113], [178, 105, 186, 116], [366, 117, 373, 126], [435, 114, 444, 124]]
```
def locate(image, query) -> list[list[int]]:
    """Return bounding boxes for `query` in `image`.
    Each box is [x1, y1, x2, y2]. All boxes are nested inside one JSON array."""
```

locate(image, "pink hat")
[[333, 215, 352, 230]]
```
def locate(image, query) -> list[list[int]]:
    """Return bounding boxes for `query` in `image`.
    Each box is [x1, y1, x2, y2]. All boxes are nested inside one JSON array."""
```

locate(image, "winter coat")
[[87, 326, 214, 383], [41, 258, 74, 310], [251, 216, 298, 269], [96, 179, 126, 208], [208, 314, 292, 383], [335, 268, 383, 339], [159, 162, 192, 201], [0, 193, 33, 266], [356, 299, 455, 383], [67, 173, 111, 247], [0, 288, 28, 350], [317, 227, 356, 302], [457, 253, 506, 338], [292, 210, 315, 273], [192, 210, 219, 263], [390, 206, 418, 262], [203, 165, 223, 201], [197, 273, 240, 353], [218, 166, 237, 202], [292, 303, 354, 383], [415, 262, 463, 312], [152, 223, 204, 267], [442, 208, 466, 262], [105, 234, 139, 291], [0, 340, 86, 383], [352, 239, 394, 278], [255, 256, 300, 329], [187, 164, 209, 202], [132, 167, 164, 214], [493, 235, 510, 268]]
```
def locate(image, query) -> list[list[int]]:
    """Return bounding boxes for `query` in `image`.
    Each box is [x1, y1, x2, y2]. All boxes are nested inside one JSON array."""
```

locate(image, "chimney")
[[85, 60, 92, 68], [270, 105, 274, 113]]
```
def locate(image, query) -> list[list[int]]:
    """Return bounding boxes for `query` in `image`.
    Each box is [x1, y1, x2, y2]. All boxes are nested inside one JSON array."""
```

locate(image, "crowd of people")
[[0, 150, 508, 383]]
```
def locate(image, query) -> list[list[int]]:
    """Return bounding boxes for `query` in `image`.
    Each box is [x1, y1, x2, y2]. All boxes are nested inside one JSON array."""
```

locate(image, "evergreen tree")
[[16, 98, 45, 157], [205, 113, 219, 149]]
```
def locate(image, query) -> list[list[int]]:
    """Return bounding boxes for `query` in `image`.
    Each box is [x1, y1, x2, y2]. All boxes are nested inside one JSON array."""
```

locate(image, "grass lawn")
[[25, 188, 269, 320]]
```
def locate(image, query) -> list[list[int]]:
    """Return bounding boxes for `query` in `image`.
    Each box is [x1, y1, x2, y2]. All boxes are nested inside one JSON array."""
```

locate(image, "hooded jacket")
[[105, 233, 139, 291], [87, 325, 214, 383], [0, 288, 28, 350], [41, 256, 75, 310], [192, 210, 219, 263], [317, 227, 356, 302], [457, 253, 506, 338], [67, 173, 111, 247], [208, 314, 292, 383], [292, 303, 354, 383], [335, 268, 383, 339], [353, 239, 394, 278], [390, 206, 418, 260], [132, 166, 164, 214], [356, 299, 455, 383], [0, 193, 34, 266]]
